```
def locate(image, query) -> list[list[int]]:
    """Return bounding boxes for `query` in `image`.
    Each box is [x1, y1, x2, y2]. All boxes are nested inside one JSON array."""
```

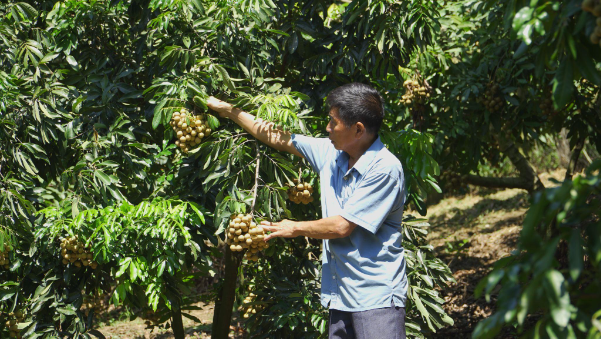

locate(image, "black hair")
[[326, 82, 384, 135]]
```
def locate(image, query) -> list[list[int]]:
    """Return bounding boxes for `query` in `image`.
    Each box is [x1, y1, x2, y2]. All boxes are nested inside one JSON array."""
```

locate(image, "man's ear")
[[355, 122, 366, 138]]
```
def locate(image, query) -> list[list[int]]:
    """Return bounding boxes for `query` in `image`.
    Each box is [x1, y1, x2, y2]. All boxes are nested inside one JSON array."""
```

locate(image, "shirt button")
[[332, 275, 336, 279]]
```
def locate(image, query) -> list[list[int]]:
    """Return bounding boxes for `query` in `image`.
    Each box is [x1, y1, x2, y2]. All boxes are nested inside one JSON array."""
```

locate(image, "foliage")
[[407, 0, 600, 185], [0, 0, 452, 338], [0, 198, 211, 338], [401, 215, 456, 337], [239, 236, 326, 338], [473, 161, 601, 338]]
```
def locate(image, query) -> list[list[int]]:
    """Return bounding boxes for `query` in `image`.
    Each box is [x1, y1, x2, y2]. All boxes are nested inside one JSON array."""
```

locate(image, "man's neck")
[[346, 135, 378, 170]]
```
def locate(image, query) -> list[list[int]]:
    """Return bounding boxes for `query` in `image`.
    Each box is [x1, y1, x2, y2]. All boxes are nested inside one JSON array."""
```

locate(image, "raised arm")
[[207, 96, 303, 158]]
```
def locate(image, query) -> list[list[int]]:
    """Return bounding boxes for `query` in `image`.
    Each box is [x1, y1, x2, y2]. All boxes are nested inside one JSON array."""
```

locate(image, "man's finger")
[[264, 230, 283, 241], [260, 221, 278, 231], [260, 224, 279, 232]]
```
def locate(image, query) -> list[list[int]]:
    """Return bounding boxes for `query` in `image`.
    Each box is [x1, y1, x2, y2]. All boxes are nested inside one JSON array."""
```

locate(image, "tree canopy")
[[0, 0, 599, 338]]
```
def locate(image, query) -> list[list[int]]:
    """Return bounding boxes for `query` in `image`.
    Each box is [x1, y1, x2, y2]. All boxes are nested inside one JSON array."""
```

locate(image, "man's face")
[[326, 108, 356, 151]]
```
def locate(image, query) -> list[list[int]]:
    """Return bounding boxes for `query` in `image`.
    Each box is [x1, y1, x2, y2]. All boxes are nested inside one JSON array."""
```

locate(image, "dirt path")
[[98, 302, 215, 339], [97, 302, 246, 339], [424, 170, 567, 337]]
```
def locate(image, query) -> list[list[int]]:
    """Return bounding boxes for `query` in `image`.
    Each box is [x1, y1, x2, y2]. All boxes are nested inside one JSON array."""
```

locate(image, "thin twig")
[[250, 142, 261, 213]]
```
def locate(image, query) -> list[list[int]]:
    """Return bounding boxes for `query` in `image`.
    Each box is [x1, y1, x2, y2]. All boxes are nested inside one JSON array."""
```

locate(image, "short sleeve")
[[340, 172, 402, 234], [291, 134, 334, 172]]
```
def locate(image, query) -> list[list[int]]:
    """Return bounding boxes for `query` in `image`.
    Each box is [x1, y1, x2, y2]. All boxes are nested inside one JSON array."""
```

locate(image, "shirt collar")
[[336, 136, 384, 176]]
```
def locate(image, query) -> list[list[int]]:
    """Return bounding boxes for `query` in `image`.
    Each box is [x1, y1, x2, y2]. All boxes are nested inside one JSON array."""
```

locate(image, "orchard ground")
[[97, 169, 569, 338]]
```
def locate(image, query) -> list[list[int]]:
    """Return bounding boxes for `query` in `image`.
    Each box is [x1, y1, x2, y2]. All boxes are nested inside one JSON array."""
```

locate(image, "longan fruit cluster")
[[170, 108, 211, 153], [401, 79, 431, 106], [582, 0, 601, 44], [241, 292, 263, 319], [60, 236, 98, 269], [0, 242, 12, 270], [225, 214, 268, 261], [3, 310, 25, 339], [287, 179, 314, 204], [477, 82, 504, 113]]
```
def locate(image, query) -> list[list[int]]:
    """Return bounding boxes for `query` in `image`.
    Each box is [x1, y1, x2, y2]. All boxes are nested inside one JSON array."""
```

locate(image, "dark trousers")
[[328, 302, 406, 339]]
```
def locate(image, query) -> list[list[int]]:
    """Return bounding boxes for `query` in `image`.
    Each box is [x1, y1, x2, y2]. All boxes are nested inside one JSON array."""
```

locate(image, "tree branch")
[[495, 132, 545, 193], [464, 174, 535, 191]]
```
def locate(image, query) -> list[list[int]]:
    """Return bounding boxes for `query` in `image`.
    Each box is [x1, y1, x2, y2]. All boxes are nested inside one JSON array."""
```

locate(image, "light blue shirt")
[[291, 134, 407, 312]]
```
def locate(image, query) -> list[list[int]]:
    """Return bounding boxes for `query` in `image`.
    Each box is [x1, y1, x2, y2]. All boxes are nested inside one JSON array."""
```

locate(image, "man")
[[207, 82, 407, 339]]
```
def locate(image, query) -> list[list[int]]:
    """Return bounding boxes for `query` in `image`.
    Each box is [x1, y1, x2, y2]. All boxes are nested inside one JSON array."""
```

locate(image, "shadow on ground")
[[425, 186, 533, 338]]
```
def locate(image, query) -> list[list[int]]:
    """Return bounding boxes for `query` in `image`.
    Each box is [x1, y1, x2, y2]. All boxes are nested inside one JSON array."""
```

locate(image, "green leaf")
[[576, 48, 601, 86], [152, 109, 163, 129], [543, 269, 571, 327], [213, 64, 235, 91], [66, 55, 78, 67], [513, 7, 534, 32], [56, 307, 77, 316], [194, 96, 208, 110], [376, 26, 385, 53], [552, 58, 574, 110], [94, 170, 112, 186], [40, 53, 59, 64], [287, 33, 298, 54], [206, 114, 220, 130]]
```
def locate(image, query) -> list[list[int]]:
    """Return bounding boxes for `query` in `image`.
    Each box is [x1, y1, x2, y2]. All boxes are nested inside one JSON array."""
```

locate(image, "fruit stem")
[[250, 142, 261, 213]]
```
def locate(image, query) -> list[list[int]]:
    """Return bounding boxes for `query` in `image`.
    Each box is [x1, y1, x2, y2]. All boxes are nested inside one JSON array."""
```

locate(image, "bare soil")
[[97, 302, 249, 338], [423, 169, 567, 338]]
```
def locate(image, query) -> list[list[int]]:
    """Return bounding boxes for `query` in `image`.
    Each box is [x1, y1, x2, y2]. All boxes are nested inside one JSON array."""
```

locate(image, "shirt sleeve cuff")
[[340, 211, 379, 235], [290, 133, 304, 155]]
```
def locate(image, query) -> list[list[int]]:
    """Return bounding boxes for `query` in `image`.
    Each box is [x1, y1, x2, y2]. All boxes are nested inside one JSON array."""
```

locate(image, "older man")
[[207, 82, 407, 339]]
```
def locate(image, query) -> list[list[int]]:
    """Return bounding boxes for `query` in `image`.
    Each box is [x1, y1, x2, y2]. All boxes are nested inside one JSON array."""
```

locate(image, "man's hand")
[[261, 220, 298, 241], [206, 96, 303, 158], [207, 96, 234, 118]]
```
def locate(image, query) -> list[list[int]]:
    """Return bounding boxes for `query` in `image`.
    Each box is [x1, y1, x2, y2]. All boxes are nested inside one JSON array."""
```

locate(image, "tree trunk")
[[464, 133, 545, 193], [171, 296, 185, 339], [212, 246, 243, 339], [555, 128, 571, 169], [565, 138, 585, 181]]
